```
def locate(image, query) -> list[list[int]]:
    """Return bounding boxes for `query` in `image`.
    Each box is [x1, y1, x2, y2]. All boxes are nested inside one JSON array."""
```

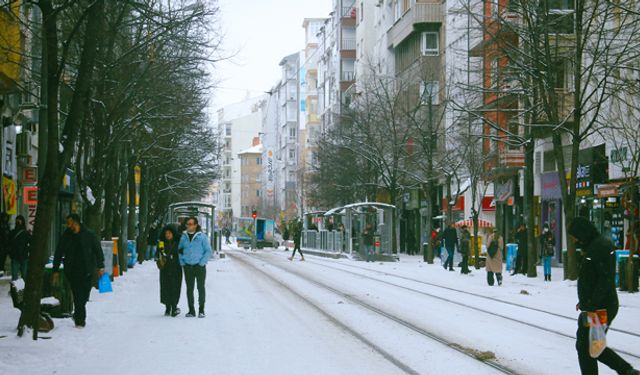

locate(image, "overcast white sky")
[[211, 0, 332, 112]]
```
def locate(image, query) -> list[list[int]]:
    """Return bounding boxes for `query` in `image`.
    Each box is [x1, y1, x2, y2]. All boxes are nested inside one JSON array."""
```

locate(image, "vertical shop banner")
[[3, 176, 17, 214]]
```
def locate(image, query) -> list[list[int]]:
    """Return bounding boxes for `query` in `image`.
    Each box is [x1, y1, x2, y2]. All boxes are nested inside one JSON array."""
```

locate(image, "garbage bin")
[[506, 243, 518, 272], [618, 255, 639, 292], [127, 240, 137, 268], [614, 250, 629, 287]]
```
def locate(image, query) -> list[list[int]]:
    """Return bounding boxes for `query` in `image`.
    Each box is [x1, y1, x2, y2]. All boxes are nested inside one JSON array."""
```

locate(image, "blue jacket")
[[178, 231, 212, 266]]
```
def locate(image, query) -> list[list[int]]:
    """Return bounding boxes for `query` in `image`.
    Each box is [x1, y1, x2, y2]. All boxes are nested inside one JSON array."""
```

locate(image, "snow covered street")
[[1, 245, 639, 375]]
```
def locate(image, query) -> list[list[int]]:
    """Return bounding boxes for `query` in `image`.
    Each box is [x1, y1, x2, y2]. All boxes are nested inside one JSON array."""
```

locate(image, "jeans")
[[443, 247, 455, 270], [11, 259, 28, 281], [364, 244, 374, 262], [292, 242, 304, 258], [184, 265, 206, 313], [542, 256, 552, 276], [146, 245, 157, 260]]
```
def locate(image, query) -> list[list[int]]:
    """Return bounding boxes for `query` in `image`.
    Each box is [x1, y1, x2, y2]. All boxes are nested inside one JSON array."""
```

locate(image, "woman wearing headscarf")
[[157, 224, 183, 317], [568, 217, 638, 375], [485, 229, 504, 286]]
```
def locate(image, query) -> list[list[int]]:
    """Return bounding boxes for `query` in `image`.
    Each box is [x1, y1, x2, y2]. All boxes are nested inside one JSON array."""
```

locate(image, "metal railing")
[[341, 38, 356, 50]]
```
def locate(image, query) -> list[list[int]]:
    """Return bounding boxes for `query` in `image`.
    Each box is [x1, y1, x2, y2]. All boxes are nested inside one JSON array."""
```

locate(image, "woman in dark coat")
[[568, 217, 638, 375], [158, 224, 183, 316], [9, 215, 31, 281]]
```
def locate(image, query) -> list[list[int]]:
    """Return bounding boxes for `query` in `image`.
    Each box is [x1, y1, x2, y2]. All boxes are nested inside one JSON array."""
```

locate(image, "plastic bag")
[[98, 273, 112, 294], [588, 312, 607, 358]]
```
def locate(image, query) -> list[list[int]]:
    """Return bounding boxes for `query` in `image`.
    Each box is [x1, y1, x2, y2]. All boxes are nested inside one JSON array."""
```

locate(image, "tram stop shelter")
[[166, 202, 219, 252]]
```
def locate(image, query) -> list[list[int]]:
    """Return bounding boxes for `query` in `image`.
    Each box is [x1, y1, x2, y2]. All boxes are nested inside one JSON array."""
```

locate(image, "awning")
[[454, 219, 494, 228]]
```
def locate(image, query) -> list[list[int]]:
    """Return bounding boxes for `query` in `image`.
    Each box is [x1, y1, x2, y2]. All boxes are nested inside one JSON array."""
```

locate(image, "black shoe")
[[164, 305, 171, 316], [198, 312, 205, 318], [186, 311, 196, 318], [624, 368, 639, 375], [74, 320, 86, 328], [171, 306, 181, 317], [449, 268, 454, 271]]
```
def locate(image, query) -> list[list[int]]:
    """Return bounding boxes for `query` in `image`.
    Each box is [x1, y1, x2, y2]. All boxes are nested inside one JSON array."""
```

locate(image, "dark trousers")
[[0, 248, 7, 272], [184, 265, 206, 313], [576, 310, 632, 374], [514, 251, 528, 274], [292, 242, 304, 258], [443, 247, 454, 270], [68, 273, 93, 324], [461, 255, 470, 274], [487, 271, 502, 286]]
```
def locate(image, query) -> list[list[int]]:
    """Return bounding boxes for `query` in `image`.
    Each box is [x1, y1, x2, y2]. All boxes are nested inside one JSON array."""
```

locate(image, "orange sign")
[[24, 187, 38, 205], [22, 167, 38, 184]]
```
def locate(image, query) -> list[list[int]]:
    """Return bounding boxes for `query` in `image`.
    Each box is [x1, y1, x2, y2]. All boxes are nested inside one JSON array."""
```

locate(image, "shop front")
[[594, 184, 625, 249]]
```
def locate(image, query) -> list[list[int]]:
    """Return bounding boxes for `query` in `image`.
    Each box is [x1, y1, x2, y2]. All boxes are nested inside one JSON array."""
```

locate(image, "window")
[[491, 0, 498, 17], [256, 156, 262, 165], [491, 57, 499, 89], [289, 148, 296, 160], [421, 32, 439, 56], [289, 127, 297, 139], [256, 190, 261, 197], [225, 124, 231, 136], [420, 81, 440, 105]]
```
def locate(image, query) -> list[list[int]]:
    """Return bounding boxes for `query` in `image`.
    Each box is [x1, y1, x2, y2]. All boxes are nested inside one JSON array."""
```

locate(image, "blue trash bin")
[[506, 243, 518, 272], [127, 240, 137, 268], [614, 250, 629, 287]]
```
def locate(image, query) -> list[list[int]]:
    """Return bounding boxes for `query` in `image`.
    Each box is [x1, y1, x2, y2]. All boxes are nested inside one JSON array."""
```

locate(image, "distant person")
[[9, 215, 31, 281], [0, 212, 10, 277], [568, 217, 639, 375], [157, 224, 182, 317], [459, 224, 471, 275], [179, 217, 212, 318], [52, 214, 105, 328], [513, 222, 528, 275], [486, 229, 503, 286], [288, 219, 305, 261], [442, 223, 458, 271], [362, 223, 375, 262], [540, 224, 555, 281], [223, 227, 231, 244], [146, 222, 159, 261]]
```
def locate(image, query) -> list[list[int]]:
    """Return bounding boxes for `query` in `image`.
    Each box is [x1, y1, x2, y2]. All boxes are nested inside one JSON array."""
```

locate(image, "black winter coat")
[[577, 235, 618, 314], [442, 227, 458, 250], [53, 225, 105, 279], [9, 228, 31, 262]]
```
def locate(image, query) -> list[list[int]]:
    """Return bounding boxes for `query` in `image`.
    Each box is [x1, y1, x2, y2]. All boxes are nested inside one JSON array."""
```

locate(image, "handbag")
[[98, 273, 112, 293]]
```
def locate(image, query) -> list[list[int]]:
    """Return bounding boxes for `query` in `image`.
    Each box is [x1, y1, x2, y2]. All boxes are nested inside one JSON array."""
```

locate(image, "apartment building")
[[238, 138, 263, 217], [216, 96, 265, 222]]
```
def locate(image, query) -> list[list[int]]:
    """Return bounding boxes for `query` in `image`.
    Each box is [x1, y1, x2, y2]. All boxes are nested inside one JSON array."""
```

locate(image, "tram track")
[[228, 250, 522, 375], [302, 256, 640, 361]]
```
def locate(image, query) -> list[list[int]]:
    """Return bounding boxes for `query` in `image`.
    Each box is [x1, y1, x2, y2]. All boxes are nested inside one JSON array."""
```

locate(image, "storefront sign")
[[576, 144, 607, 197], [495, 179, 514, 202], [596, 184, 619, 198], [481, 196, 496, 212], [27, 204, 37, 231], [24, 187, 38, 205], [22, 166, 37, 184], [60, 168, 75, 194], [541, 172, 562, 200], [2, 176, 16, 215], [442, 196, 464, 212]]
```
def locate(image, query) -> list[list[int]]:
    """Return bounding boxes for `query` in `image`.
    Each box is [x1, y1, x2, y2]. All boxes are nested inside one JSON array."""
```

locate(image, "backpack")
[[487, 240, 498, 258], [543, 237, 555, 257]]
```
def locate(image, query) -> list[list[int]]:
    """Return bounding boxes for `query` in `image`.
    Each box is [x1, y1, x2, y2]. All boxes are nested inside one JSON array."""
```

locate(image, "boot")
[[171, 305, 180, 317], [548, 275, 551, 281], [164, 304, 171, 316]]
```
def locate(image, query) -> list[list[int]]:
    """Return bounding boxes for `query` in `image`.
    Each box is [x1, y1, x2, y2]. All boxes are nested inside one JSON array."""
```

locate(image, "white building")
[[216, 96, 265, 222]]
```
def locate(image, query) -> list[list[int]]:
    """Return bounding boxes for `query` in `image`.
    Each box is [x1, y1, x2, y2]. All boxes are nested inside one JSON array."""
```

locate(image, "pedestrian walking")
[[0, 212, 10, 277], [179, 217, 212, 318], [540, 224, 555, 281], [486, 229, 503, 286], [513, 222, 528, 275], [568, 217, 639, 375], [52, 214, 105, 328], [157, 224, 183, 317], [442, 223, 458, 271], [288, 218, 305, 261], [362, 223, 375, 262], [9, 215, 30, 281], [146, 222, 159, 261], [223, 227, 231, 244], [459, 225, 471, 274]]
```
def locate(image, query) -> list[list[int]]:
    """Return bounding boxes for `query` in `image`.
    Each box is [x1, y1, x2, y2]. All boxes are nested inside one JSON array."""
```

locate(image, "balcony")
[[499, 149, 525, 168], [388, 2, 443, 49], [341, 38, 356, 51]]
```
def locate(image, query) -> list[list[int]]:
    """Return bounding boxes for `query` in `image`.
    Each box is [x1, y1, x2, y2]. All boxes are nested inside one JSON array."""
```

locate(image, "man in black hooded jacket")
[[52, 214, 105, 328], [568, 217, 638, 375]]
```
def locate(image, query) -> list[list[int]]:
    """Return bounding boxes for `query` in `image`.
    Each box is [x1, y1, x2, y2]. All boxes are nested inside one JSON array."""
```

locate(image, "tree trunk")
[[118, 146, 129, 274], [524, 135, 537, 277], [137, 165, 149, 263], [128, 163, 136, 242], [626, 182, 638, 293]]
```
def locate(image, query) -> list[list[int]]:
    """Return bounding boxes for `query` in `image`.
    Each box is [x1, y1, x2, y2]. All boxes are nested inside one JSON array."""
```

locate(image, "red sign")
[[481, 196, 496, 212], [24, 187, 38, 205], [375, 241, 380, 247], [442, 196, 464, 212], [22, 167, 38, 184], [27, 205, 37, 231]]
